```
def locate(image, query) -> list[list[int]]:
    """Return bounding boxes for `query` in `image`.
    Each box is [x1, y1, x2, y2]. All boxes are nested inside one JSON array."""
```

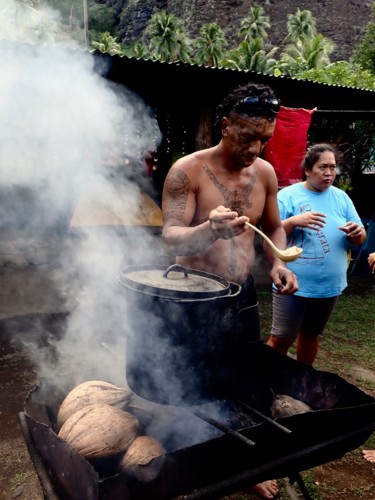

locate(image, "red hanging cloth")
[[263, 106, 317, 187]]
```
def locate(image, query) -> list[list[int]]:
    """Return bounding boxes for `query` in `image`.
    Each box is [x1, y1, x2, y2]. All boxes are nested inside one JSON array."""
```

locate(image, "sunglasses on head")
[[233, 96, 280, 117]]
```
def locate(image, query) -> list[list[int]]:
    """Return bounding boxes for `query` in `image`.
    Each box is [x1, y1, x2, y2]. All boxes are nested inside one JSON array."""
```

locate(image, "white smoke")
[[0, 0, 64, 46], [1, 1, 164, 392]]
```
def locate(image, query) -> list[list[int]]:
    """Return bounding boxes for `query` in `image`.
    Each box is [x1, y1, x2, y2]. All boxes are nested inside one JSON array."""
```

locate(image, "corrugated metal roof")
[[93, 53, 375, 116]]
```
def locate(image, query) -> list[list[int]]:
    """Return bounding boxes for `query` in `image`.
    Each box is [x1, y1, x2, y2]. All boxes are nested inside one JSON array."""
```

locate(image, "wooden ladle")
[[245, 221, 303, 262]]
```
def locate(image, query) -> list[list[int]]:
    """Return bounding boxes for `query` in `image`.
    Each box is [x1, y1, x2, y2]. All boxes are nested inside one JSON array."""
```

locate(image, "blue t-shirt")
[[277, 183, 363, 298]]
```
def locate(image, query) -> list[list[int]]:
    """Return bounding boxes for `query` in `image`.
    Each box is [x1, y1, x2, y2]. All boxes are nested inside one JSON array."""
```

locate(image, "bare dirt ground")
[[0, 263, 66, 500], [0, 336, 43, 500], [1, 265, 375, 500]]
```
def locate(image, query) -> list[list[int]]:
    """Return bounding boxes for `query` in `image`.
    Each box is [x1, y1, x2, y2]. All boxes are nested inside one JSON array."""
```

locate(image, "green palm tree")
[[239, 4, 270, 42], [91, 32, 124, 56], [223, 38, 278, 74], [281, 33, 335, 72], [144, 10, 192, 63], [352, 3, 375, 73], [192, 22, 228, 67], [297, 61, 375, 89], [285, 8, 317, 42], [122, 41, 150, 59]]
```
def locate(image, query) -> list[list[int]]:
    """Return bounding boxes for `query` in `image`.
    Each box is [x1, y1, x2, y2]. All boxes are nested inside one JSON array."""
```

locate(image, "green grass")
[[10, 471, 33, 489], [254, 274, 375, 500], [257, 274, 375, 393]]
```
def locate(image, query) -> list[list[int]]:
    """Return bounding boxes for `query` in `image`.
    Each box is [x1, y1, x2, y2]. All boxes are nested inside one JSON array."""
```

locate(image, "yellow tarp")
[[70, 188, 163, 228]]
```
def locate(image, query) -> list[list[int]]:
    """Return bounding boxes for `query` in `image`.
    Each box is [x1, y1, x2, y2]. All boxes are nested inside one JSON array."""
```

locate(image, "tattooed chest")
[[203, 165, 257, 216]]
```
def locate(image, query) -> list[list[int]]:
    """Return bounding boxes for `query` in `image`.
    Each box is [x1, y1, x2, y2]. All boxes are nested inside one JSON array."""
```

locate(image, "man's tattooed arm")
[[162, 168, 217, 256], [163, 169, 190, 224]]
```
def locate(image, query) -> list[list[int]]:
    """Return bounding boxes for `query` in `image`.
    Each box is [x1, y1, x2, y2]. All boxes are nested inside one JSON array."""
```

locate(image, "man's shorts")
[[271, 290, 339, 340], [236, 274, 260, 343]]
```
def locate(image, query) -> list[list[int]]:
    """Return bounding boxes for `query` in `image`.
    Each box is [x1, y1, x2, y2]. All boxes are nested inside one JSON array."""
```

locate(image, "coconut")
[[120, 435, 167, 482], [57, 380, 133, 429], [271, 394, 312, 419], [58, 403, 139, 460]]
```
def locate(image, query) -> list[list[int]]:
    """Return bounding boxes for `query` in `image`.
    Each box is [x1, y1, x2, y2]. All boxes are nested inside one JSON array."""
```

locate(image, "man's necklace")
[[203, 165, 256, 216]]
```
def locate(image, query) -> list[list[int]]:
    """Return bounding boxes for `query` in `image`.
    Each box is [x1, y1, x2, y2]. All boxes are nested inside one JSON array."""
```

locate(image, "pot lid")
[[119, 264, 231, 299]]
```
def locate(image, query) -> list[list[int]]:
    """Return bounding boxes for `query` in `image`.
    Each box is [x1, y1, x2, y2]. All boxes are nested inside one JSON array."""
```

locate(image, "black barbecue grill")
[[20, 341, 375, 500]]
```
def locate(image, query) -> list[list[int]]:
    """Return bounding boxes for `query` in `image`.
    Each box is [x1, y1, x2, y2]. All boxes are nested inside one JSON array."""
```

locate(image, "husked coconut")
[[271, 394, 312, 419], [57, 380, 133, 429], [58, 403, 139, 460], [120, 435, 167, 482]]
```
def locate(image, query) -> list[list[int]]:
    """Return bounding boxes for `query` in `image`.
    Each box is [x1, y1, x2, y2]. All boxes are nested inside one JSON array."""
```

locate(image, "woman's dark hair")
[[301, 143, 340, 180], [214, 82, 279, 138]]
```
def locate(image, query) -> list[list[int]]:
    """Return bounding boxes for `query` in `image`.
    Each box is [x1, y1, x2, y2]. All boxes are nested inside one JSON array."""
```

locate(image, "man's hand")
[[209, 206, 249, 240], [270, 265, 299, 295]]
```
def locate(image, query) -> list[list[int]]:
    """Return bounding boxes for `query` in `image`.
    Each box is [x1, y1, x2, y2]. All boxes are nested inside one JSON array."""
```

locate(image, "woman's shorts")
[[271, 290, 338, 340]]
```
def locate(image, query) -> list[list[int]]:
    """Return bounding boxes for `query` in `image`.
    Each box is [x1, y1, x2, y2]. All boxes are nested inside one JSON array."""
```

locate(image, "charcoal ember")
[[271, 394, 312, 419]]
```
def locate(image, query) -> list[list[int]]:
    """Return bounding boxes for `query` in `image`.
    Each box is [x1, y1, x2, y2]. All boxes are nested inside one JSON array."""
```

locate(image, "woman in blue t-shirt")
[[267, 143, 366, 365]]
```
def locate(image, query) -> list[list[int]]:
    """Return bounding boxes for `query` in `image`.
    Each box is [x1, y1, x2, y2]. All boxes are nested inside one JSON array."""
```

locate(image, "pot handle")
[[163, 264, 188, 279]]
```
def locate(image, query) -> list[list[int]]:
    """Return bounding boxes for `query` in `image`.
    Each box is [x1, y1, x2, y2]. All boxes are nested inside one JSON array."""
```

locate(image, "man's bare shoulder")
[[253, 157, 279, 194], [171, 148, 214, 173], [255, 156, 275, 171], [254, 156, 278, 179]]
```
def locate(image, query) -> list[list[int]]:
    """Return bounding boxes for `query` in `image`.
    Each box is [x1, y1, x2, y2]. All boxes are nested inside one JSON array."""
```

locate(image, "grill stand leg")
[[288, 473, 313, 500]]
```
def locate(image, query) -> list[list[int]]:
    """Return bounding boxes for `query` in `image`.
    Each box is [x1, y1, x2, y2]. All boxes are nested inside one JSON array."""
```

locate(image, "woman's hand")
[[368, 252, 375, 272], [338, 222, 366, 245], [293, 212, 326, 230], [282, 212, 326, 235]]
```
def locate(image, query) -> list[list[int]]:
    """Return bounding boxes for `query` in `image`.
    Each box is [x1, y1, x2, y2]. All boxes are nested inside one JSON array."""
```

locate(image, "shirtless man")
[[162, 82, 298, 499]]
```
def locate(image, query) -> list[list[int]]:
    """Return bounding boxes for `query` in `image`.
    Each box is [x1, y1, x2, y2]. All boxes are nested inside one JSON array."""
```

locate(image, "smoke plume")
[[1, 1, 163, 392]]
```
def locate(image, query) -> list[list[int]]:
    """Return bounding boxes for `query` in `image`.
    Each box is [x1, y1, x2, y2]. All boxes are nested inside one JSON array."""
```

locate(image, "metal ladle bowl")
[[245, 222, 303, 262]]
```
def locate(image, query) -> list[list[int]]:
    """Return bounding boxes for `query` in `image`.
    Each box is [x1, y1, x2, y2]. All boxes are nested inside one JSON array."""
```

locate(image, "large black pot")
[[118, 264, 242, 405]]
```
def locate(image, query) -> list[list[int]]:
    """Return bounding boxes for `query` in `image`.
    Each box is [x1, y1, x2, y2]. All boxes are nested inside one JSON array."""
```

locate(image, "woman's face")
[[305, 151, 337, 192]]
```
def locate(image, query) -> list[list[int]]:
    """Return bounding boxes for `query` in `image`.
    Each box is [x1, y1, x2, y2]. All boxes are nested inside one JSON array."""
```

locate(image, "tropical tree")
[[295, 61, 375, 89], [226, 4, 279, 74], [143, 10, 192, 63], [239, 4, 270, 42], [351, 3, 375, 74], [223, 37, 278, 74], [1, 0, 74, 45], [123, 41, 150, 59], [91, 32, 124, 56], [285, 8, 316, 42], [88, 3, 117, 35], [281, 33, 335, 73], [192, 22, 228, 67]]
